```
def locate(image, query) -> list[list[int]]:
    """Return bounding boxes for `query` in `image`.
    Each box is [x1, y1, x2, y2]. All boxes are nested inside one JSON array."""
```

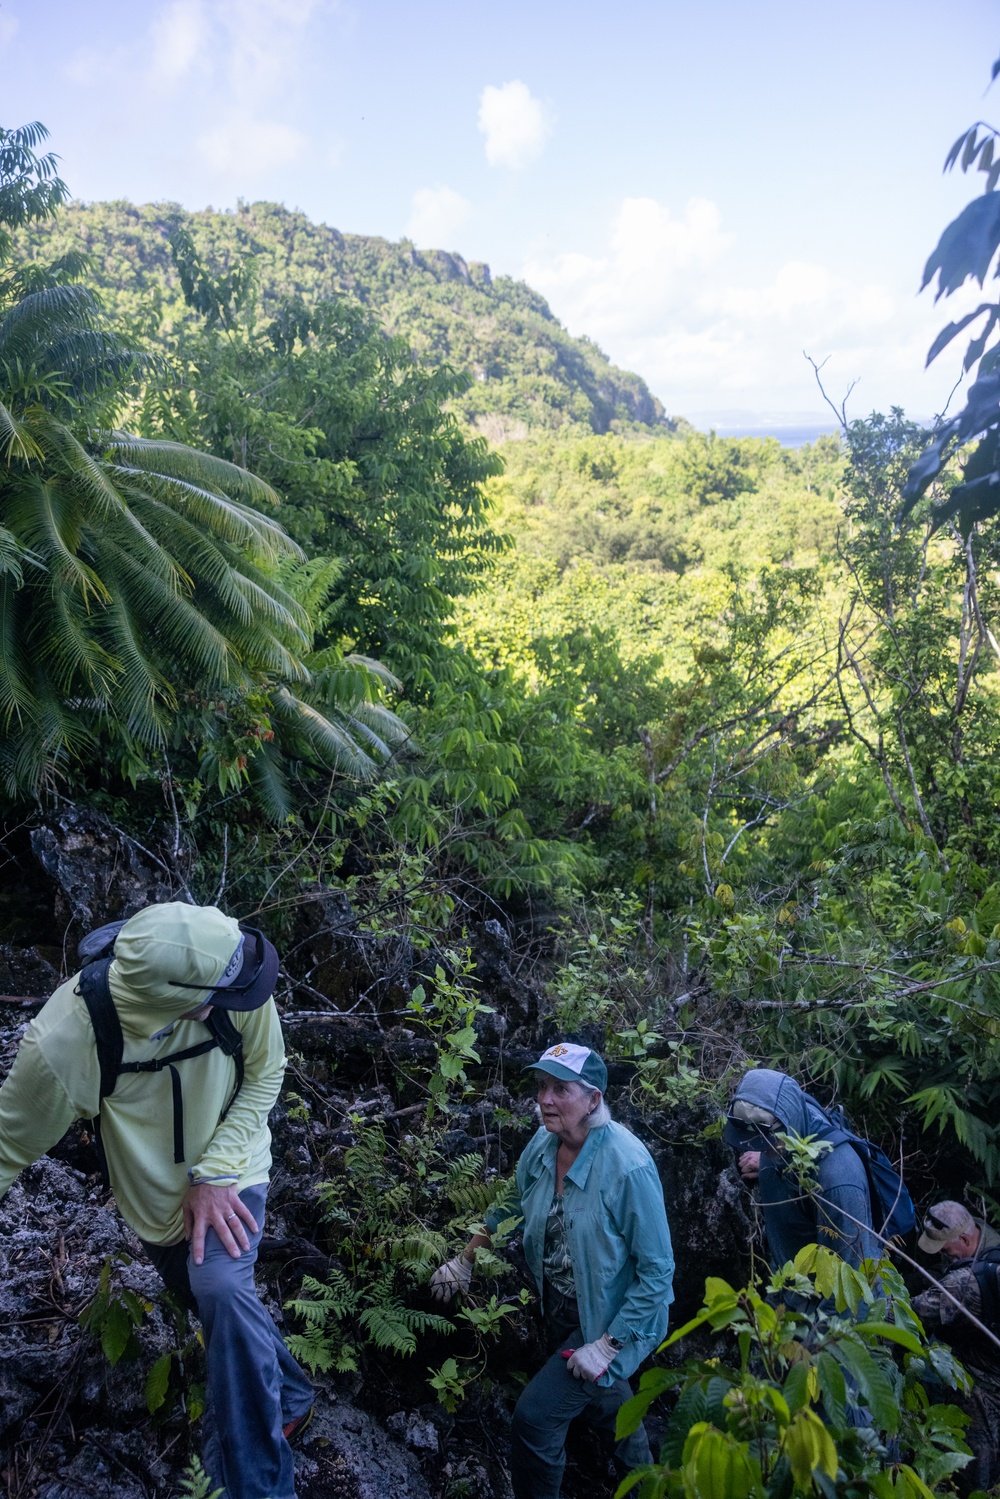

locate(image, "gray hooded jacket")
[[728, 1069, 877, 1270]]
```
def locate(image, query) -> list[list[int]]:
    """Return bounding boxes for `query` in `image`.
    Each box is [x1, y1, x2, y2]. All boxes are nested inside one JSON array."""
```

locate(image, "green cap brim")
[[524, 1059, 587, 1085]]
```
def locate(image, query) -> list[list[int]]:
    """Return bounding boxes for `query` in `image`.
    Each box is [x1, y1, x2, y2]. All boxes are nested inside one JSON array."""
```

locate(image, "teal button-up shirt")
[[487, 1120, 674, 1386]]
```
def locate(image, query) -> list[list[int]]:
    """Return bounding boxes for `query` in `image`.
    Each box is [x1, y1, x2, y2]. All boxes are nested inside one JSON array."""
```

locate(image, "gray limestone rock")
[[297, 1398, 433, 1499]]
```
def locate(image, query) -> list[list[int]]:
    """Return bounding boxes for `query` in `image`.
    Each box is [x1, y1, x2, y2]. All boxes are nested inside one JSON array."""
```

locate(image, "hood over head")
[[107, 902, 245, 1033], [723, 1068, 840, 1150]]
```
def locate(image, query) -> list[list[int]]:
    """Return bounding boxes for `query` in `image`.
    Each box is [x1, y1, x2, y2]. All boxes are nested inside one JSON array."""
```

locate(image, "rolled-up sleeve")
[[606, 1158, 675, 1346]]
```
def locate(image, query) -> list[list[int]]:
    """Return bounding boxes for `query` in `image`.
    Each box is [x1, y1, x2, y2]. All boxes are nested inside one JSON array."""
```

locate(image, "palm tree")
[[0, 123, 405, 797]]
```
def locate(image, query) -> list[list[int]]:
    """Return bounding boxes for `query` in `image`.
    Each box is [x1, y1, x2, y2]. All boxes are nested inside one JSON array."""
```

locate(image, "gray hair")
[[533, 1080, 611, 1130], [584, 1094, 612, 1130]]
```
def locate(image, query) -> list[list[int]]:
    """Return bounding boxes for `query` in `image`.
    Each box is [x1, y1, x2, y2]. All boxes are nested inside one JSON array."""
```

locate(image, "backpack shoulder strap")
[[206, 1008, 243, 1058], [970, 1252, 1000, 1330], [206, 1008, 245, 1121], [77, 958, 123, 1102]]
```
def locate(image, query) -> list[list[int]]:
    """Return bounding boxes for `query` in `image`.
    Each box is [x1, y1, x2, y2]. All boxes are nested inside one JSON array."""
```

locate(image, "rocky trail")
[[0, 807, 756, 1499]]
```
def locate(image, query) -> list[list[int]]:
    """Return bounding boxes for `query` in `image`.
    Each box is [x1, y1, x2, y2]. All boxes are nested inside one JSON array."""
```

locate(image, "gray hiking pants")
[[141, 1184, 314, 1499], [510, 1319, 651, 1499]]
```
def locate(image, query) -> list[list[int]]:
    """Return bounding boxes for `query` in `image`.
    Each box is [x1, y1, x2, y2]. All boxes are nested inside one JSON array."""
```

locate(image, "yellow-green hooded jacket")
[[0, 903, 285, 1243]]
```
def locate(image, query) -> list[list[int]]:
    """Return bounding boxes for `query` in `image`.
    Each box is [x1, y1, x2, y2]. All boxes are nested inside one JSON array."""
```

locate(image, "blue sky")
[[6, 0, 1000, 421]]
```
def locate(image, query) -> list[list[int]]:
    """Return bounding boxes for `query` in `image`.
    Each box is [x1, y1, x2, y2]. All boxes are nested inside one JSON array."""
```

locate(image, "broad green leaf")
[[783, 1359, 811, 1414], [781, 1408, 838, 1491], [681, 1423, 759, 1499], [145, 1351, 173, 1413], [617, 1368, 676, 1438], [854, 1320, 924, 1355], [831, 1340, 899, 1433], [816, 1353, 847, 1429], [99, 1299, 133, 1365], [892, 1466, 938, 1499]]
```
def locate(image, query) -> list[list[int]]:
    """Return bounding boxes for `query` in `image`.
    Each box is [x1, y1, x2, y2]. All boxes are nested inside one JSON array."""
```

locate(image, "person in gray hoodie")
[[723, 1068, 878, 1270]]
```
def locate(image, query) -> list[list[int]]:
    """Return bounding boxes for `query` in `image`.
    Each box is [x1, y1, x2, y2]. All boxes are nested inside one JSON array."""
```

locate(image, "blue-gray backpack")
[[76, 920, 244, 1183], [824, 1105, 916, 1245]]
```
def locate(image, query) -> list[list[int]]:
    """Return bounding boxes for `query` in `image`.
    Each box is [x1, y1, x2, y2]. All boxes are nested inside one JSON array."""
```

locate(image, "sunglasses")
[[924, 1210, 968, 1236], [167, 927, 264, 994]]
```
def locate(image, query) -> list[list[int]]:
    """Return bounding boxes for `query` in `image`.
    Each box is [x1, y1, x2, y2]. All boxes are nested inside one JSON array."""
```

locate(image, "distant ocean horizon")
[[708, 424, 839, 448]]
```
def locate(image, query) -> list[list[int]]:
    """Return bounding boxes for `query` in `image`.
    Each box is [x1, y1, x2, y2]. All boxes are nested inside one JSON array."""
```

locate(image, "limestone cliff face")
[[17, 200, 675, 437]]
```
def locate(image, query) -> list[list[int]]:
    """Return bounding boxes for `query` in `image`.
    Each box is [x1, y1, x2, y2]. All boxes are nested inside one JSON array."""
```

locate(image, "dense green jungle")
[[4, 92, 1000, 1499]]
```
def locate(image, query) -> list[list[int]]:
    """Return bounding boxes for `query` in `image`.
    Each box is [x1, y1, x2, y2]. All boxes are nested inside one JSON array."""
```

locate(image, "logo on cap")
[[540, 1043, 590, 1074]]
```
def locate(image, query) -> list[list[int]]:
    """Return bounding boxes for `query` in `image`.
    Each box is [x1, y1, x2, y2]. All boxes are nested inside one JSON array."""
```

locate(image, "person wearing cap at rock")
[[429, 1041, 674, 1499], [0, 901, 313, 1499], [913, 1201, 1000, 1495]]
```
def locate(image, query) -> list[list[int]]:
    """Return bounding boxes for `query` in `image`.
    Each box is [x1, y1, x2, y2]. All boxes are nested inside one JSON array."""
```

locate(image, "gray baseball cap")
[[917, 1201, 976, 1254]]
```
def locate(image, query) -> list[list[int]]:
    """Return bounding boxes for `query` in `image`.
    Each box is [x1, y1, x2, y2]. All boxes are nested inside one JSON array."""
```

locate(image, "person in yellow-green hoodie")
[[0, 901, 313, 1499]]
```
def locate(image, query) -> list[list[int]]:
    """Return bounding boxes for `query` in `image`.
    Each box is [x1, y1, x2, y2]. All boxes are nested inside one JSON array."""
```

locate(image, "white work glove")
[[429, 1254, 473, 1302], [566, 1333, 620, 1382]]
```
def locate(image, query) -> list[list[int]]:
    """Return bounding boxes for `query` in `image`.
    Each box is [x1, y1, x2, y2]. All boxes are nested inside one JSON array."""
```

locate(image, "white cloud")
[[214, 0, 324, 94], [522, 193, 960, 416], [84, 0, 326, 184], [406, 186, 472, 248], [149, 0, 207, 86], [198, 118, 306, 173], [478, 80, 552, 170], [526, 197, 730, 341]]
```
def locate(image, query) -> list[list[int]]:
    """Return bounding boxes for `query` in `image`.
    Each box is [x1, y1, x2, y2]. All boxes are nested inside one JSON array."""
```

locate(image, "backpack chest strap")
[[78, 956, 246, 1173], [120, 1039, 227, 1163]]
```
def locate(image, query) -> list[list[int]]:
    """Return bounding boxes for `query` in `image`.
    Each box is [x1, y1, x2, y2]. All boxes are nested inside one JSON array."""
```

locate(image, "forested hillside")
[[15, 199, 673, 435], [4, 102, 1000, 1499]]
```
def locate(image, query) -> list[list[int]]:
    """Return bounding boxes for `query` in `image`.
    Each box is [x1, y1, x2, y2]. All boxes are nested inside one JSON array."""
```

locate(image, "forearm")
[[463, 1232, 491, 1260], [0, 1035, 78, 1194], [191, 1063, 284, 1181], [191, 1008, 286, 1182], [608, 1270, 675, 1344]]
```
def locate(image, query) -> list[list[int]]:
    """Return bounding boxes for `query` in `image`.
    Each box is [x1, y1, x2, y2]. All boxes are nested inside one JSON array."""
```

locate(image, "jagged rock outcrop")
[[30, 806, 176, 938]]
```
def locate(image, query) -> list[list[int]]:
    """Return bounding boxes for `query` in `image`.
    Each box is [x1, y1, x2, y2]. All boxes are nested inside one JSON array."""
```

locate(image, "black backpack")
[[967, 1245, 1000, 1332], [75, 921, 245, 1183]]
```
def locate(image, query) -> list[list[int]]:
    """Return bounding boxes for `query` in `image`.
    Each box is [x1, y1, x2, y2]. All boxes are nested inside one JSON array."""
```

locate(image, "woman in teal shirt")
[[431, 1042, 675, 1499]]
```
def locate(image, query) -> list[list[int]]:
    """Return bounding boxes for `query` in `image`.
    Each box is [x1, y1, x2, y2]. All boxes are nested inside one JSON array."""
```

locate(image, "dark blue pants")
[[510, 1322, 652, 1499], [142, 1184, 313, 1499]]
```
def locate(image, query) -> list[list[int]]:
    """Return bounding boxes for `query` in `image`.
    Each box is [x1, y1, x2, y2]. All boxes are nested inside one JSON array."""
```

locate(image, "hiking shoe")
[[283, 1406, 314, 1445]]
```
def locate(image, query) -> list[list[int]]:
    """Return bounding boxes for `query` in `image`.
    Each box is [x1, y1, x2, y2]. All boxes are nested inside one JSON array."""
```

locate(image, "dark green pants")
[[510, 1313, 651, 1499]]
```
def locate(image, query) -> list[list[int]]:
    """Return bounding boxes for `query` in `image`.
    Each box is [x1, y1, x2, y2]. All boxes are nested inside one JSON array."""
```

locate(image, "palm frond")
[[113, 467, 298, 564], [106, 435, 284, 511], [0, 397, 43, 463], [271, 685, 380, 778], [247, 746, 292, 821]]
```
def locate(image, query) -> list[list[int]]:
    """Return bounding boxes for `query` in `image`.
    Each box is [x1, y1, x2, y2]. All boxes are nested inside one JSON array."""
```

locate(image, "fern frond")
[[284, 1323, 357, 1375], [174, 1454, 223, 1499], [390, 1230, 448, 1277]]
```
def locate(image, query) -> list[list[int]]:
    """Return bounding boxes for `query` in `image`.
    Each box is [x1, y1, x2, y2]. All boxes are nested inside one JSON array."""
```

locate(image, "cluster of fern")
[[284, 1119, 518, 1376]]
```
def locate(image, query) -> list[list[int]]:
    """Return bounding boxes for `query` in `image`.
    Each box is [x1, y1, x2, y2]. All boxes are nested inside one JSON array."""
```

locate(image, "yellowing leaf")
[[681, 1423, 758, 1499], [781, 1408, 838, 1491]]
